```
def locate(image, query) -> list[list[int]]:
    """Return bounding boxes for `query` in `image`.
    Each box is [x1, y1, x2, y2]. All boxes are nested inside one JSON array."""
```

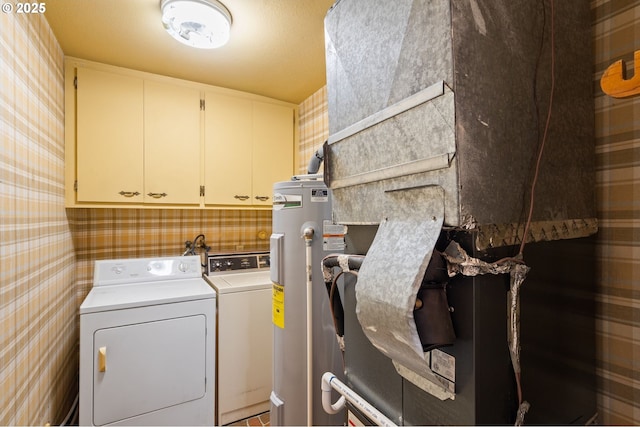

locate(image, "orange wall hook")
[[600, 50, 640, 98]]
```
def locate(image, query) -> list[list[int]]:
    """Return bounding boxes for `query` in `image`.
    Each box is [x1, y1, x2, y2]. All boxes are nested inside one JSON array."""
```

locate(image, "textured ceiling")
[[44, 0, 336, 104]]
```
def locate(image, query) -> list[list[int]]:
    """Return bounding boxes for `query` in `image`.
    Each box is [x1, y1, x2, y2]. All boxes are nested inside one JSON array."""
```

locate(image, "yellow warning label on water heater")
[[272, 283, 285, 328]]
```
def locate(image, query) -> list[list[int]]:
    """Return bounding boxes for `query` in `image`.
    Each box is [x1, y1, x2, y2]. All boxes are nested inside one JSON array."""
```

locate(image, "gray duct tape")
[[355, 185, 453, 400]]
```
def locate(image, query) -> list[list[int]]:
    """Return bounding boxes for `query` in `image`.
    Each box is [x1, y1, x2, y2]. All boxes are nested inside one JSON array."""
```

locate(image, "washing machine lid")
[[80, 278, 216, 315], [204, 270, 271, 294]]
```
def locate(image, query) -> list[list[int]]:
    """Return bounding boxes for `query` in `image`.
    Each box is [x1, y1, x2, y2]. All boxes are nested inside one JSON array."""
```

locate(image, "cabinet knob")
[[234, 195, 250, 201], [255, 195, 270, 202], [118, 191, 140, 197], [147, 192, 168, 198]]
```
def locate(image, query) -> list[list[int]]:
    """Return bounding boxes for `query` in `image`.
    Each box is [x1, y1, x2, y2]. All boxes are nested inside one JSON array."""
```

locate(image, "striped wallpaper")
[[592, 0, 640, 424], [0, 12, 77, 426]]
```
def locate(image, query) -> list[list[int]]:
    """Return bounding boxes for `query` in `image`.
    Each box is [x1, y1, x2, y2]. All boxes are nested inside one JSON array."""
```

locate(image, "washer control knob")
[[178, 262, 190, 273]]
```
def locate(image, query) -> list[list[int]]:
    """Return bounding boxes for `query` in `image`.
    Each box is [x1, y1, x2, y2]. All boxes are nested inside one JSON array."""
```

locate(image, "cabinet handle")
[[119, 191, 140, 197], [234, 195, 250, 201], [147, 192, 168, 198], [255, 196, 270, 202]]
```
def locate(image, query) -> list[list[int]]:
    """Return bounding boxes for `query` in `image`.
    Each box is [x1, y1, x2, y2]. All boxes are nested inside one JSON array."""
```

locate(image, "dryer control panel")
[[94, 255, 202, 286], [206, 252, 270, 275]]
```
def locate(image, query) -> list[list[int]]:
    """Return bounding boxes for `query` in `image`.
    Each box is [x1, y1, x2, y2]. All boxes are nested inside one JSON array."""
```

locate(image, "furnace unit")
[[322, 0, 597, 425]]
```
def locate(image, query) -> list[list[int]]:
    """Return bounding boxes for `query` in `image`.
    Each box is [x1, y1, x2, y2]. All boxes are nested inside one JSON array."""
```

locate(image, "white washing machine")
[[79, 255, 216, 426], [204, 252, 272, 426]]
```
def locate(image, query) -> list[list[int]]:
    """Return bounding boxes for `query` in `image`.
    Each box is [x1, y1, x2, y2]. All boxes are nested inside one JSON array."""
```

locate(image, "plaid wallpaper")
[[593, 1, 640, 424], [67, 208, 271, 305], [298, 86, 329, 174], [0, 12, 77, 426]]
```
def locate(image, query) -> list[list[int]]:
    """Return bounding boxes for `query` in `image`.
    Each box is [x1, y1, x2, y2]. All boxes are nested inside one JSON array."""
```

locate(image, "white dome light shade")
[[161, 0, 232, 49]]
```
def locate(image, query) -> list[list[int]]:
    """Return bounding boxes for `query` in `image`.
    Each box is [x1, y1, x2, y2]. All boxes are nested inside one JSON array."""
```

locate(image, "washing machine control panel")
[[94, 256, 202, 286], [206, 252, 270, 275]]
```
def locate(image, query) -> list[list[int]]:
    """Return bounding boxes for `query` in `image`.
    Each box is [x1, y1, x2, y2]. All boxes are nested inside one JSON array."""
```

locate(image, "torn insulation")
[[442, 240, 531, 425]]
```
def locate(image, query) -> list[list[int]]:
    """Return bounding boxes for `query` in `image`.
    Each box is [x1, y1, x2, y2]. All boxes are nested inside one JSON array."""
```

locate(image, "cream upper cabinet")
[[203, 93, 253, 205], [203, 93, 294, 206], [144, 81, 201, 205], [76, 67, 144, 203], [252, 101, 294, 205], [67, 58, 296, 209]]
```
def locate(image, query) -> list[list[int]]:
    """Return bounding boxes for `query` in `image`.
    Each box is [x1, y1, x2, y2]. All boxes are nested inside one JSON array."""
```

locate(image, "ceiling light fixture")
[[161, 0, 232, 49]]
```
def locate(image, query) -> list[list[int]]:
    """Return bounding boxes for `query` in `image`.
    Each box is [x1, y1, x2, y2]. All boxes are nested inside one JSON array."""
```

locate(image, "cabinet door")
[[144, 82, 201, 204], [76, 68, 143, 203], [204, 93, 252, 205], [252, 102, 294, 205]]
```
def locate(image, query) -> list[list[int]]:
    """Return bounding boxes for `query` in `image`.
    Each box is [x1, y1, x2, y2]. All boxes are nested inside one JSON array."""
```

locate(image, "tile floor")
[[226, 411, 270, 427]]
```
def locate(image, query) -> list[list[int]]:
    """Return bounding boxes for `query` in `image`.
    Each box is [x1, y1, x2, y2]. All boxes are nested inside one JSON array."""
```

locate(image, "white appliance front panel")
[[80, 298, 215, 426], [93, 315, 206, 426], [217, 287, 272, 424]]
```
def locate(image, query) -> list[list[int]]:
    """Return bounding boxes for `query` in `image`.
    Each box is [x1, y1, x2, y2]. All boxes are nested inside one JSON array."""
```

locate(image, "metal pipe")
[[307, 145, 325, 174], [303, 227, 315, 427]]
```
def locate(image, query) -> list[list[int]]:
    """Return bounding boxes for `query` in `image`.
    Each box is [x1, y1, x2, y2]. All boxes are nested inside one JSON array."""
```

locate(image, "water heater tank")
[[269, 177, 345, 426]]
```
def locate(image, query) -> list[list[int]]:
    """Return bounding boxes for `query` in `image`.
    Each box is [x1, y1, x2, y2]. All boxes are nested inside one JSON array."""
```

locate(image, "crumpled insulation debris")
[[442, 240, 531, 426]]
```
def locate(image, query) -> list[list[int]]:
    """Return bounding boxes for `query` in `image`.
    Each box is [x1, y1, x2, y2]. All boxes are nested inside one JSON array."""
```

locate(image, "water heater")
[[269, 176, 345, 426]]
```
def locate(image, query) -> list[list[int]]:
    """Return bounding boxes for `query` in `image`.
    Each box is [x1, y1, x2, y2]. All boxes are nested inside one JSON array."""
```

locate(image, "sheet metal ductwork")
[[324, 0, 596, 238]]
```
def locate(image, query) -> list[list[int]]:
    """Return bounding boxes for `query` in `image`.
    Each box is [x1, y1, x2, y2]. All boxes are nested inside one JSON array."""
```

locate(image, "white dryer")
[[79, 255, 216, 426]]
